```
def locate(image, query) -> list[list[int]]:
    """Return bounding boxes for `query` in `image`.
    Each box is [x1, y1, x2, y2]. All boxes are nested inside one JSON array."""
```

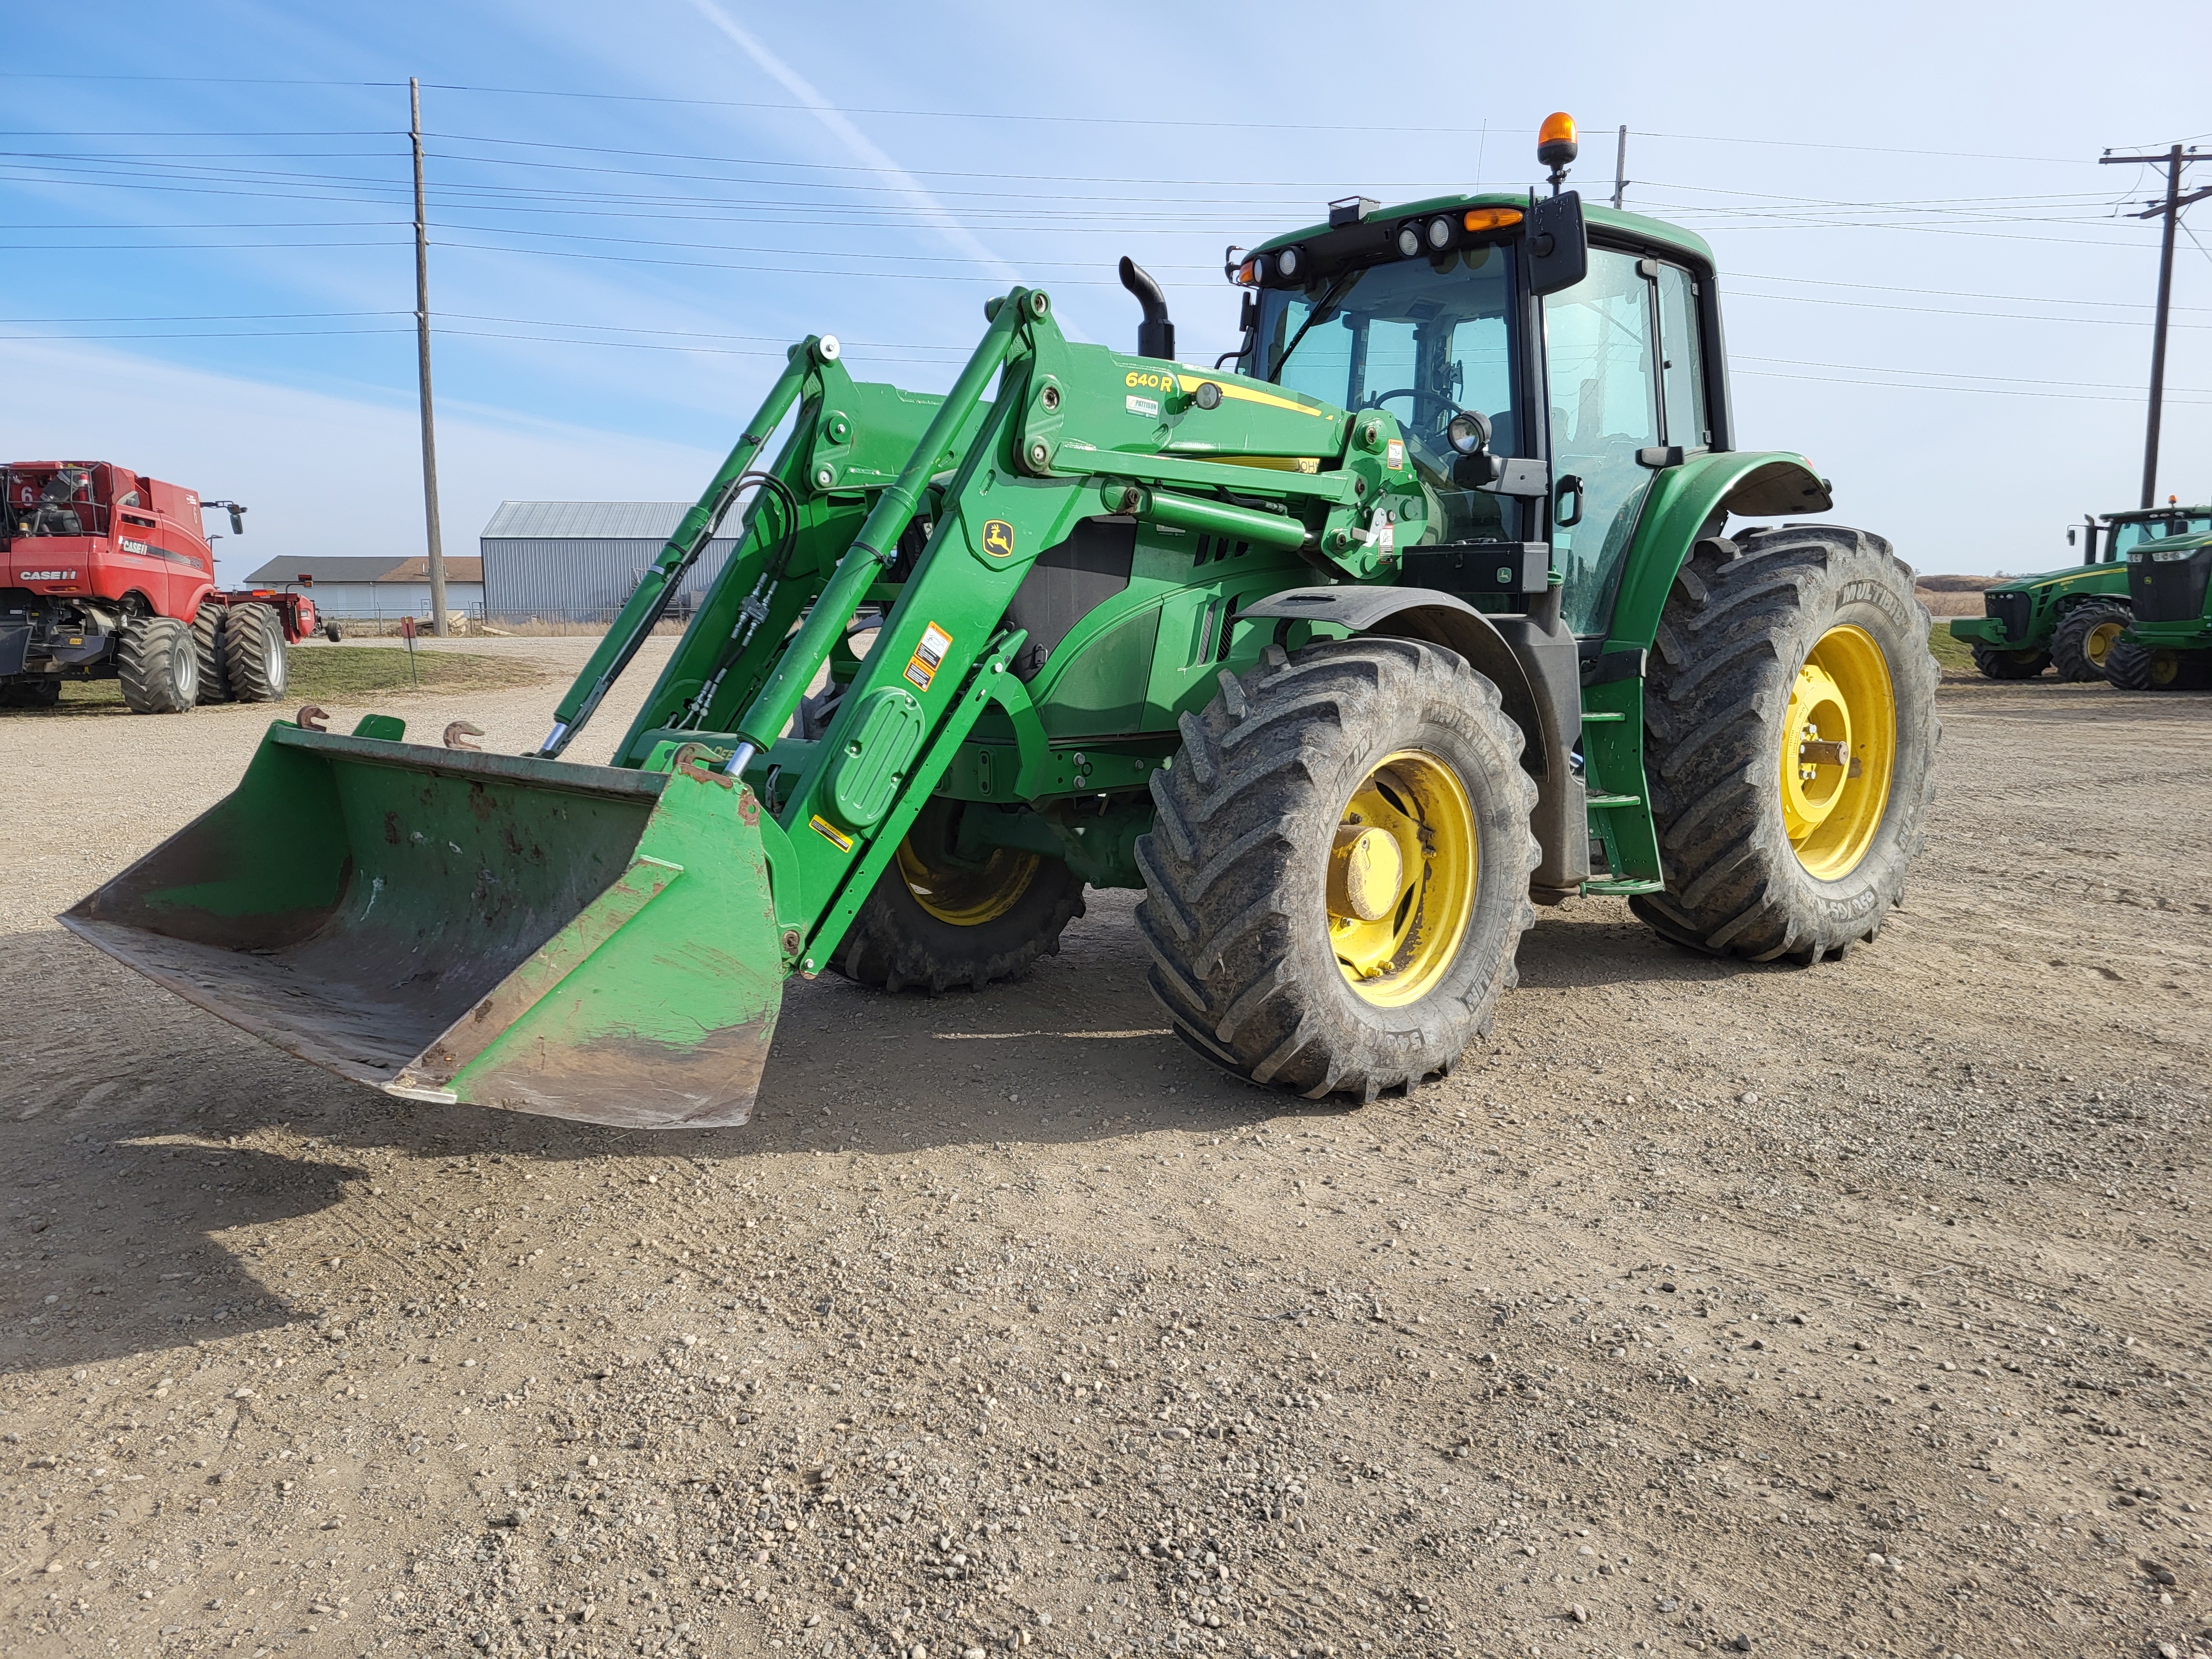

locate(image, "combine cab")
[[2, 461, 322, 711]]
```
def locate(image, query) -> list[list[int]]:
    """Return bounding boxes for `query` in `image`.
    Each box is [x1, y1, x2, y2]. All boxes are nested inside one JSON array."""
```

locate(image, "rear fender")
[[1603, 451, 1831, 653]]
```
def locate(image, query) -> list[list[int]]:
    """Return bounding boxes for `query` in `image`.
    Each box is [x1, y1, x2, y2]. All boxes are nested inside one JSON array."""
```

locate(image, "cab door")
[[1542, 248, 1663, 635]]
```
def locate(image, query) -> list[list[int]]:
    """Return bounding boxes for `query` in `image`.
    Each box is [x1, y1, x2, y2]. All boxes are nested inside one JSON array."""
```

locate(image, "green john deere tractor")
[[64, 115, 1940, 1128], [1950, 503, 2212, 682], [2106, 524, 2212, 690]]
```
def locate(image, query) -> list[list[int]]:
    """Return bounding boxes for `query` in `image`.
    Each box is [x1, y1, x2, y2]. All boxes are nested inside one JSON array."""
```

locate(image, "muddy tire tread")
[[1136, 638, 1538, 1102], [1630, 524, 1939, 963]]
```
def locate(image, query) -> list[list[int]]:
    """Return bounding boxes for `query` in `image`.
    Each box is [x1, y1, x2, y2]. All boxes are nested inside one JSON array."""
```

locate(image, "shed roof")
[[242, 555, 482, 584], [481, 500, 692, 540]]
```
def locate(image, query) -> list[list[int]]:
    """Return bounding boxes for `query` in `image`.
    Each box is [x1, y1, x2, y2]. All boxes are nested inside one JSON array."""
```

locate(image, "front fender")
[[1237, 586, 1551, 779]]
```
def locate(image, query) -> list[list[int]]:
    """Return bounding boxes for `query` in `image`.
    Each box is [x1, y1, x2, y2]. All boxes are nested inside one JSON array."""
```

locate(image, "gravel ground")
[[3, 650, 2210, 1659]]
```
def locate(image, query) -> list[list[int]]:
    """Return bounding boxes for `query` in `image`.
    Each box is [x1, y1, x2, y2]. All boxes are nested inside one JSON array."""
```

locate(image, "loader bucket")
[[60, 723, 786, 1130]]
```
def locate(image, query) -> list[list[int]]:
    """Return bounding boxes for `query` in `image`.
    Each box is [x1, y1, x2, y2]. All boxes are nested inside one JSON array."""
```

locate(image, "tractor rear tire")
[[222, 602, 288, 702], [2105, 640, 2210, 691], [116, 615, 201, 714], [1970, 641, 2049, 679], [2, 680, 61, 708], [192, 602, 231, 703], [2051, 601, 2131, 683], [832, 808, 1087, 994], [1630, 525, 1939, 964], [1136, 638, 1538, 1102]]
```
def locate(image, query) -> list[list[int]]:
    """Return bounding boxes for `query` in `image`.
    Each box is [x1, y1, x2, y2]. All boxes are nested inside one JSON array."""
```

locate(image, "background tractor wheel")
[[1136, 638, 1538, 1102], [2105, 640, 2209, 691], [116, 615, 200, 714], [1970, 641, 2049, 680], [192, 602, 231, 703], [1631, 524, 1939, 964], [2051, 601, 2131, 683], [222, 602, 288, 702], [832, 800, 1086, 994]]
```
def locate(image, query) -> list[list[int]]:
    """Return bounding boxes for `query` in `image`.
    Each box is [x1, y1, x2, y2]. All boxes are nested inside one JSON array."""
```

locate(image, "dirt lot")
[[4, 642, 2210, 1659]]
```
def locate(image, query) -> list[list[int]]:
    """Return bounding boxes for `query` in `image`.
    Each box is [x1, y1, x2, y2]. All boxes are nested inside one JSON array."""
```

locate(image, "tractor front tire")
[[1631, 525, 1939, 964], [117, 615, 201, 714], [2105, 640, 2210, 691], [222, 602, 288, 702], [2051, 601, 2131, 683], [192, 602, 231, 703], [2, 679, 61, 708], [832, 808, 1087, 994], [1970, 641, 2049, 680], [1136, 638, 1538, 1102]]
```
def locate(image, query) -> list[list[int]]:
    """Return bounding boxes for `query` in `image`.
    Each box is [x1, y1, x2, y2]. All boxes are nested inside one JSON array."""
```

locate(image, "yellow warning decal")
[[1173, 372, 1334, 420], [809, 814, 854, 853], [980, 518, 1016, 558], [904, 620, 952, 692]]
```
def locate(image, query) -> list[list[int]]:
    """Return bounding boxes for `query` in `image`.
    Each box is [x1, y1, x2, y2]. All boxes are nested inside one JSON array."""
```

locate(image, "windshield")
[[1251, 244, 1521, 544], [2109, 514, 2212, 557]]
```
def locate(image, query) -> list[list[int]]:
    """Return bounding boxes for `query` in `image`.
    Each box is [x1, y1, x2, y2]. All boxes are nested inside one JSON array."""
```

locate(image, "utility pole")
[[2100, 142, 2209, 509], [1612, 126, 1629, 211], [410, 77, 448, 636]]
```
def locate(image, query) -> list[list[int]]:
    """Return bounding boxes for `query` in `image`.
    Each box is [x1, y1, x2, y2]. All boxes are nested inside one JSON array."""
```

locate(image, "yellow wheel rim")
[[2151, 650, 2182, 688], [2085, 619, 2125, 667], [895, 838, 1038, 926], [1780, 624, 1897, 881], [1329, 750, 1477, 1008]]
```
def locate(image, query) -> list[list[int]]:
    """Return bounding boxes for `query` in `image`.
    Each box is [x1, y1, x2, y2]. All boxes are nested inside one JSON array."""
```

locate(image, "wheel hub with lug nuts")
[[1779, 624, 1896, 881], [1327, 751, 1477, 1008]]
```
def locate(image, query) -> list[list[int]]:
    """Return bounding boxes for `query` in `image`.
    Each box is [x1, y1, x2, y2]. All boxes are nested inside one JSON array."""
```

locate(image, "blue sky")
[[4, 0, 2209, 582]]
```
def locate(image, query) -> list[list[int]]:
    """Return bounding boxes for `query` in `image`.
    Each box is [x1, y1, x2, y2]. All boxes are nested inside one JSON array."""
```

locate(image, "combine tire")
[[192, 602, 231, 703], [1136, 638, 1538, 1102], [1631, 525, 1939, 964], [2051, 601, 2131, 682], [832, 801, 1086, 994], [2, 680, 61, 708], [1970, 641, 2049, 680], [116, 615, 201, 714], [222, 602, 288, 702], [2105, 641, 2210, 691]]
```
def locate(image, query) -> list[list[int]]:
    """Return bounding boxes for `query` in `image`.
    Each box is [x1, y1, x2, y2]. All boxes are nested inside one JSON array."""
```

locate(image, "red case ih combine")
[[2, 461, 328, 712]]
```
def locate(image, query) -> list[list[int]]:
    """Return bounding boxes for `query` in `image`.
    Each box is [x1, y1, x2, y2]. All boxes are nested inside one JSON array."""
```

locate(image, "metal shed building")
[[479, 502, 737, 625], [241, 555, 484, 621]]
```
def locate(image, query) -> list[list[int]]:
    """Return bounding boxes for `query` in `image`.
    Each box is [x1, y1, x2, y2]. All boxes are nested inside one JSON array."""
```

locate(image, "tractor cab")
[[1235, 185, 1725, 638], [2104, 505, 2212, 560]]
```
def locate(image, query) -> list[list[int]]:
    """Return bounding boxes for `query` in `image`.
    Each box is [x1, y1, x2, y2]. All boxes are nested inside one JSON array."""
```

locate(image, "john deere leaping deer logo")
[[980, 519, 1016, 559]]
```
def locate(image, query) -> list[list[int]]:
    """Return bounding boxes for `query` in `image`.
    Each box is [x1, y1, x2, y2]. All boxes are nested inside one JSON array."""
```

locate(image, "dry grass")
[[11, 646, 549, 718]]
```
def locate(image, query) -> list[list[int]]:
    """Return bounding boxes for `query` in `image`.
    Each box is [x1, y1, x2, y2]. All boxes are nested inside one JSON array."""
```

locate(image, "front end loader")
[[66, 115, 1940, 1128]]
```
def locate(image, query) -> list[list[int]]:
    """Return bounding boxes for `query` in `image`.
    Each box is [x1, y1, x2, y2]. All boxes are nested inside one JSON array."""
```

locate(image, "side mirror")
[[1526, 190, 1588, 297], [229, 508, 246, 536]]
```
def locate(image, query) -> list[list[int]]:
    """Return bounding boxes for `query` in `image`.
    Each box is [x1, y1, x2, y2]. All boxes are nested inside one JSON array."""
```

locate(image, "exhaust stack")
[[1118, 257, 1175, 361]]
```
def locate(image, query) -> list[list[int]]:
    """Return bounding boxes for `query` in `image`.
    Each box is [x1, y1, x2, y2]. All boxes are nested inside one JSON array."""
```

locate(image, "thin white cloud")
[[680, 0, 1023, 288], [0, 338, 721, 581]]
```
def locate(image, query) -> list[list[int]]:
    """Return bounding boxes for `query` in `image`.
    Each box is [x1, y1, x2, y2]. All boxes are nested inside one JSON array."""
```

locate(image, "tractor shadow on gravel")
[[2, 927, 378, 1373], [1, 881, 1796, 1378]]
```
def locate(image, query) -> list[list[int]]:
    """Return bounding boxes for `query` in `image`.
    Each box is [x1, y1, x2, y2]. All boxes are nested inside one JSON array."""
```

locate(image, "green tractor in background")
[[64, 116, 1941, 1127], [1950, 501, 2212, 681], [2108, 524, 2212, 690]]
